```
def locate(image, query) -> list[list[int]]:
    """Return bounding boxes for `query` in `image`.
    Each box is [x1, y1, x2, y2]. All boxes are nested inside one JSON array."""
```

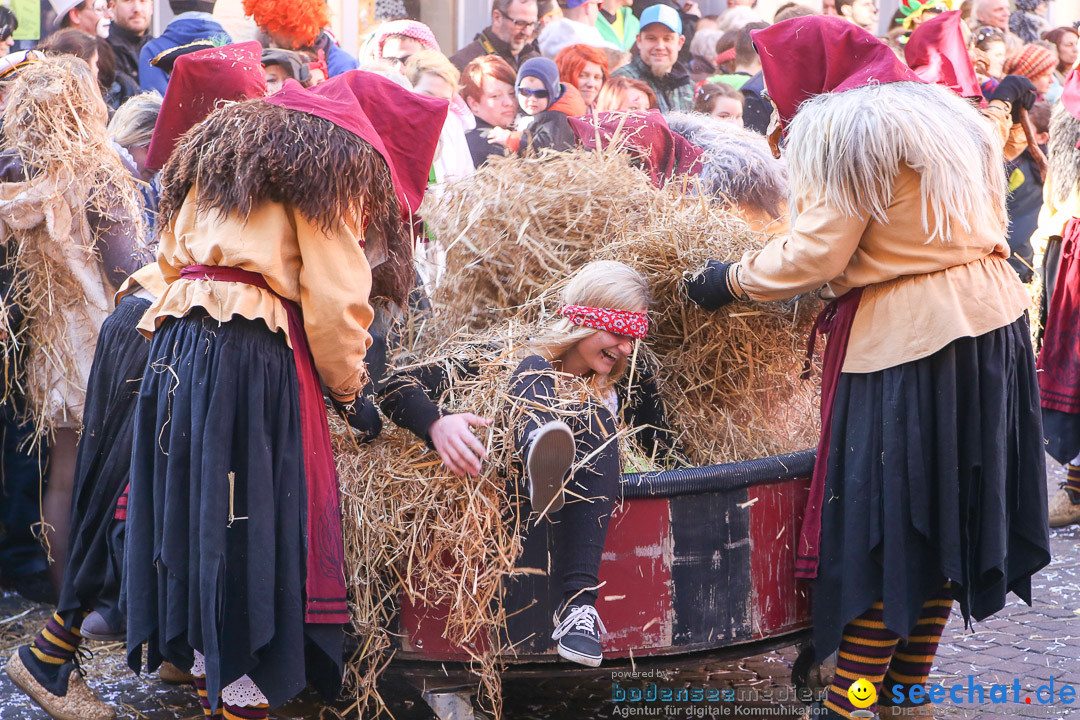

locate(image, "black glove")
[[989, 76, 1038, 123], [683, 260, 738, 311], [331, 389, 383, 444]]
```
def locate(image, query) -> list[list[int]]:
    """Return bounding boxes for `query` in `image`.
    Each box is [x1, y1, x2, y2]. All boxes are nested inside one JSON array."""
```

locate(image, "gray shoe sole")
[[526, 421, 574, 515]]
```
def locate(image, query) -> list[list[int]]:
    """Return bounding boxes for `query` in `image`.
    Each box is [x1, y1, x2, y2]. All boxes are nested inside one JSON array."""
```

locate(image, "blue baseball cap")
[[639, 4, 683, 35]]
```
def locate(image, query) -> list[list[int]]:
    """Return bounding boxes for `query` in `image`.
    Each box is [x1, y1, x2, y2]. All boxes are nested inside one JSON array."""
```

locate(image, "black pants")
[[507, 356, 620, 609], [0, 401, 47, 581]]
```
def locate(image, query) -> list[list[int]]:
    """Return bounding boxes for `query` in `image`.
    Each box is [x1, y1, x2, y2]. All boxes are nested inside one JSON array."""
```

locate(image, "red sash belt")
[[180, 265, 348, 624], [795, 287, 863, 579], [1038, 218, 1080, 415]]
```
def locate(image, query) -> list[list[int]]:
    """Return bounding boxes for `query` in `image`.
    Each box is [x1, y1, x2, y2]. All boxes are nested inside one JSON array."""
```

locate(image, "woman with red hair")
[[555, 43, 609, 109]]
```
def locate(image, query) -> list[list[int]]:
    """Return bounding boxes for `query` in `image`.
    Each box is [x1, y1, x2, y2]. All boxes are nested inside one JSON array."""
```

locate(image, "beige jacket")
[[138, 187, 374, 401], [731, 165, 1030, 373]]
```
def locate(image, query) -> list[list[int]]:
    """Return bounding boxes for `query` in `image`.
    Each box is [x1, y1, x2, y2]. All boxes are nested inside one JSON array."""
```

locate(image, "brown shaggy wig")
[[157, 99, 413, 305]]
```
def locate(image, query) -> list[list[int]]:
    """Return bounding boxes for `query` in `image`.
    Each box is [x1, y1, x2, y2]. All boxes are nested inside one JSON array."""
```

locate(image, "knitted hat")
[[517, 57, 562, 101], [374, 19, 441, 59], [1004, 44, 1056, 80]]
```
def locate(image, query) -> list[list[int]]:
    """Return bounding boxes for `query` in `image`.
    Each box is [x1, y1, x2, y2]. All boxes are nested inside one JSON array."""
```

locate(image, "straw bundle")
[[420, 150, 656, 334], [336, 328, 617, 717], [593, 184, 821, 464], [421, 147, 820, 464]]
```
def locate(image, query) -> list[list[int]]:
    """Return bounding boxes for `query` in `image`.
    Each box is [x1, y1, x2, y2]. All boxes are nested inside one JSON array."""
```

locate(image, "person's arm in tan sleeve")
[[981, 99, 1029, 161], [730, 196, 870, 302], [294, 210, 375, 403]]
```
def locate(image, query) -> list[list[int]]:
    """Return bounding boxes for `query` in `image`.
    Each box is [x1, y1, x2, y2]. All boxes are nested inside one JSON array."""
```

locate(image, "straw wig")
[[665, 111, 788, 218], [1048, 101, 1080, 205], [783, 80, 1006, 241], [158, 99, 413, 303]]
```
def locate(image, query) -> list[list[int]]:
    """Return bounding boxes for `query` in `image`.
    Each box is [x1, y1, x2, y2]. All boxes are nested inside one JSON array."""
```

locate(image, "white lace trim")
[[191, 650, 205, 678], [221, 675, 268, 707]]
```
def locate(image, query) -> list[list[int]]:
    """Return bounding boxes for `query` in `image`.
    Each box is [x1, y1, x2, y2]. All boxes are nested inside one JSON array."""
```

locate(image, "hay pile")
[[421, 149, 820, 464], [420, 150, 657, 333], [593, 184, 821, 464], [336, 330, 621, 718]]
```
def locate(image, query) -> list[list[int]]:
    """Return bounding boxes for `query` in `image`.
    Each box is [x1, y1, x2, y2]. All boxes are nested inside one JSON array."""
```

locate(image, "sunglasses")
[[517, 87, 549, 99], [0, 21, 14, 41]]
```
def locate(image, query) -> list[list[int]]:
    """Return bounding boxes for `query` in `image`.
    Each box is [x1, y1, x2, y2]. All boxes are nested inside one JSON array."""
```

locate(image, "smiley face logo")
[[847, 678, 877, 709]]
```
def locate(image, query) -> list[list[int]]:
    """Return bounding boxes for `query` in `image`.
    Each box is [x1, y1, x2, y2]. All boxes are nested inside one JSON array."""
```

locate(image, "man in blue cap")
[[612, 3, 692, 112]]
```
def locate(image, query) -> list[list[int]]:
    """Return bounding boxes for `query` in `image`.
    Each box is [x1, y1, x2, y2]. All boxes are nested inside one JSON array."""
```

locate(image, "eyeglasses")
[[0, 21, 14, 41], [495, 10, 540, 32], [517, 87, 549, 99]]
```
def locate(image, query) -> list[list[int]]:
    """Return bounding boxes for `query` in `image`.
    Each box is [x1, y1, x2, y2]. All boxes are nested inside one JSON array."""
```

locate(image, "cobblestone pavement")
[[1, 461, 1078, 720]]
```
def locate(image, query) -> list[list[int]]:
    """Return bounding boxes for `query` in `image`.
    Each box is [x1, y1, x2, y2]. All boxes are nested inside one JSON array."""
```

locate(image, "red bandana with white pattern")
[[558, 304, 649, 339]]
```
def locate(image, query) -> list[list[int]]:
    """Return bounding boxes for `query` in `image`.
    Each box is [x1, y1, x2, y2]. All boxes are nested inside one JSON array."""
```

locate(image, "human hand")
[[486, 126, 512, 146], [683, 1, 702, 17], [429, 413, 493, 476]]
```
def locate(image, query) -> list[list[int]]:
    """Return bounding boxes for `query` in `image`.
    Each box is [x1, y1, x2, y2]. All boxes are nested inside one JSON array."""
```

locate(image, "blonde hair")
[[107, 91, 162, 150], [531, 260, 651, 390], [404, 49, 460, 91]]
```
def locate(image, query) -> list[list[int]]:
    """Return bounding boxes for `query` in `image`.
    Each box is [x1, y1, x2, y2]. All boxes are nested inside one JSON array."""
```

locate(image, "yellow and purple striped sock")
[[881, 583, 953, 703], [824, 601, 900, 719], [29, 612, 83, 667]]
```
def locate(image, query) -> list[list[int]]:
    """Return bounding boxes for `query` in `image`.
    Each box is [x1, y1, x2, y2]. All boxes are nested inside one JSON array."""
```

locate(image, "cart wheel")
[[791, 641, 835, 704]]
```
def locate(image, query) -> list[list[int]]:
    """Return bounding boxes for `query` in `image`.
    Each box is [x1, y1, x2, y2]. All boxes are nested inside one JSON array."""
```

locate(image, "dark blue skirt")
[[124, 311, 341, 709], [811, 315, 1051, 657], [57, 295, 151, 629]]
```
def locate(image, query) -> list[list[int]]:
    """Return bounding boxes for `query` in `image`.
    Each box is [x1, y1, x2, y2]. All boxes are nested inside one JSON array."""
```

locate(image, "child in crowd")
[[693, 81, 745, 126]]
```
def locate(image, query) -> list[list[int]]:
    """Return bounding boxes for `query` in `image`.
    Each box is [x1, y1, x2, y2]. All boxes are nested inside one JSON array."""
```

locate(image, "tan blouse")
[[730, 165, 1030, 374], [138, 187, 374, 402], [116, 261, 167, 302]]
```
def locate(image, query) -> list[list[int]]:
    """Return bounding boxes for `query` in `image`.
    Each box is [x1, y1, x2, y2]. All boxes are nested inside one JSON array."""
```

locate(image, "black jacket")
[[519, 111, 577, 154], [741, 72, 771, 135], [107, 23, 150, 82], [379, 351, 679, 461], [450, 27, 541, 73], [466, 118, 509, 168]]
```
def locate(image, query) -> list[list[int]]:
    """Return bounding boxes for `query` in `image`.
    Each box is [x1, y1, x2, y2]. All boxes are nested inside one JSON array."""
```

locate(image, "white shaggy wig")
[[1048, 101, 1080, 205], [783, 81, 1007, 242], [666, 112, 789, 217]]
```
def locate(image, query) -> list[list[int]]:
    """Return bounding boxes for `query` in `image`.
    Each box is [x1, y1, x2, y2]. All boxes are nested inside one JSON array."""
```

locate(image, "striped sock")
[[824, 601, 900, 719], [222, 703, 269, 719], [192, 675, 222, 717], [29, 612, 83, 667], [881, 583, 953, 703], [1066, 464, 1080, 500]]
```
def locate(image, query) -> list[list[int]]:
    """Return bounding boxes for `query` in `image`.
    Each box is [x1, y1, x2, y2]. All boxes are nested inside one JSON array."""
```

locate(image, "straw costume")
[[685, 18, 1049, 720], [379, 261, 677, 668], [123, 72, 446, 716], [4, 44, 268, 720], [1033, 69, 1080, 527]]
